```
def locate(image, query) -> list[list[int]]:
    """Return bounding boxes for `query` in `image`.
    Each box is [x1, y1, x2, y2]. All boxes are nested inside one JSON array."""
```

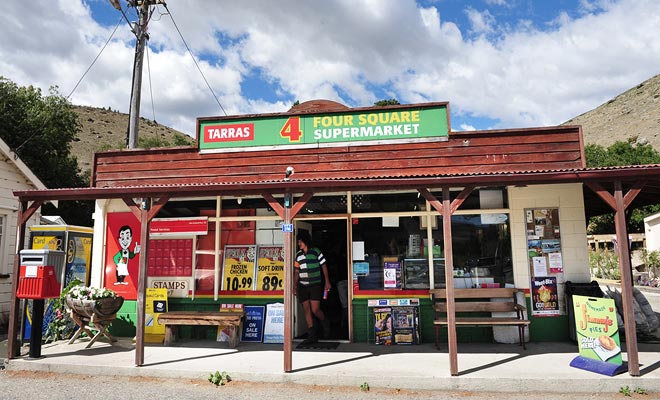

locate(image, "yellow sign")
[[256, 246, 284, 291], [221, 245, 257, 291], [32, 235, 62, 250], [145, 288, 168, 343]]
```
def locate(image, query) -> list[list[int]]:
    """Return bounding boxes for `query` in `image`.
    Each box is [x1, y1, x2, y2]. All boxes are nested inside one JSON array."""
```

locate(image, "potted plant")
[[66, 285, 124, 318]]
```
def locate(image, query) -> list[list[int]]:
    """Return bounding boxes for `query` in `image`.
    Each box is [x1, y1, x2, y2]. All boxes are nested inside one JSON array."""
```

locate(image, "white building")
[[0, 138, 46, 332]]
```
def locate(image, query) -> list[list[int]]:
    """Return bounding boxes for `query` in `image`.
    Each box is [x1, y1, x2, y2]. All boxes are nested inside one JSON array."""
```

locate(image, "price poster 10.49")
[[221, 245, 257, 291], [256, 246, 284, 291]]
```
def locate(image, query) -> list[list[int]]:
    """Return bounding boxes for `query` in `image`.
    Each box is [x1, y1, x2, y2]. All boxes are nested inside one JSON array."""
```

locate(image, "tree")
[[374, 99, 400, 106], [585, 141, 660, 233], [0, 77, 93, 226]]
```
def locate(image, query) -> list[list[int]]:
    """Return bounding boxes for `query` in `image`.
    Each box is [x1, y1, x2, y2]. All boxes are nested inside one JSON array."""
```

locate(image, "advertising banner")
[[221, 245, 257, 291], [531, 276, 560, 317], [145, 288, 168, 343], [392, 306, 418, 344], [263, 303, 284, 344], [256, 246, 284, 291], [104, 212, 142, 299], [198, 103, 449, 152], [383, 261, 401, 289], [150, 217, 209, 236], [373, 306, 393, 345], [572, 295, 622, 366], [216, 303, 245, 343], [241, 305, 265, 343]]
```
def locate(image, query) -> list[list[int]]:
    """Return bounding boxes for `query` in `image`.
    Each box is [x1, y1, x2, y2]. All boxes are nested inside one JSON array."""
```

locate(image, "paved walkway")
[[3, 337, 660, 394]]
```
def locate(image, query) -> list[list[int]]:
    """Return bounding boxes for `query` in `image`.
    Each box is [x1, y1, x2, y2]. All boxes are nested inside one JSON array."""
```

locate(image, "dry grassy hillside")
[[563, 74, 660, 150], [71, 74, 660, 174], [71, 105, 195, 174]]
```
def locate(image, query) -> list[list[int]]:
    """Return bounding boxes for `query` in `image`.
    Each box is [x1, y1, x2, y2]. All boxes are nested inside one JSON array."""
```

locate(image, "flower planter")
[[66, 296, 124, 318]]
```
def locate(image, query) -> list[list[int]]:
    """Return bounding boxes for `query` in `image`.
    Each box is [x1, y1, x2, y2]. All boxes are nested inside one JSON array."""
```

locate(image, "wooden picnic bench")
[[429, 287, 530, 349], [157, 310, 245, 348]]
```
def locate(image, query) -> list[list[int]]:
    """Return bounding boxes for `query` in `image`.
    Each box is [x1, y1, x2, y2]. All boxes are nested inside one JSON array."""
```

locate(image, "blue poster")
[[241, 305, 265, 342]]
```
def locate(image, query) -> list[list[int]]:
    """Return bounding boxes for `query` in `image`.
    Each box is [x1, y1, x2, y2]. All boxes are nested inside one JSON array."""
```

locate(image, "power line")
[[145, 41, 157, 122], [162, 3, 227, 116], [66, 16, 123, 100]]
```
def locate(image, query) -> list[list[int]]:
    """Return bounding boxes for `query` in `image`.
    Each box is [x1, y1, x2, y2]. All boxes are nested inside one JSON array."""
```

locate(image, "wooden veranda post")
[[123, 196, 169, 367], [418, 186, 473, 376], [585, 180, 644, 376], [262, 191, 313, 373]]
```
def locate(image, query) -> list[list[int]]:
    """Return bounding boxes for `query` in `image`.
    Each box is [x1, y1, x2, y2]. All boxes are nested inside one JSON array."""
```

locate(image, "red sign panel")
[[150, 218, 209, 235], [204, 123, 254, 143]]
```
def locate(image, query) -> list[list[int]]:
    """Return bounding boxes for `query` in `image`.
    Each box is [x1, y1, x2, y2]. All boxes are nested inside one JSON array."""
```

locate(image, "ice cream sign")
[[197, 103, 449, 152]]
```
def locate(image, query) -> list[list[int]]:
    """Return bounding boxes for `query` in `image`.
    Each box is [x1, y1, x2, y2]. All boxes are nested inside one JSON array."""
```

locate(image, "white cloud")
[[465, 8, 496, 36], [1, 0, 659, 137]]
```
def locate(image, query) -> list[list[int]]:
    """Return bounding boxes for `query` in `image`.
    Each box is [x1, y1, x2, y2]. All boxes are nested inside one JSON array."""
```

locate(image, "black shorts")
[[297, 283, 323, 302]]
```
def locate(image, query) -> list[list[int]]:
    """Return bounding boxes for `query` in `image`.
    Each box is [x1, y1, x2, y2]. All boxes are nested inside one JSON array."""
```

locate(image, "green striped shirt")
[[296, 247, 326, 286]]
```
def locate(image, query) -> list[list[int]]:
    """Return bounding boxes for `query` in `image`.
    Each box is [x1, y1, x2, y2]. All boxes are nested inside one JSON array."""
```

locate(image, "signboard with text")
[[150, 217, 208, 236], [572, 295, 622, 366], [221, 245, 257, 291], [241, 306, 265, 343], [256, 246, 284, 291], [198, 103, 449, 152]]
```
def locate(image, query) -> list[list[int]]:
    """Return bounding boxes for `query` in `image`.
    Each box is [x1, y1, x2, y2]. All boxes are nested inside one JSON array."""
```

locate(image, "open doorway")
[[294, 218, 349, 341]]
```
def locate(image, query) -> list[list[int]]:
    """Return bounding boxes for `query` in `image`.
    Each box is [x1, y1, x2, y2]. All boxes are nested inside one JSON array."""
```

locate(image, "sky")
[[1, 0, 659, 138]]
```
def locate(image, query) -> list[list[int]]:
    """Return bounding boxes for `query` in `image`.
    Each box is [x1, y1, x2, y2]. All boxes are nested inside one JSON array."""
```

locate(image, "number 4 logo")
[[280, 117, 303, 142]]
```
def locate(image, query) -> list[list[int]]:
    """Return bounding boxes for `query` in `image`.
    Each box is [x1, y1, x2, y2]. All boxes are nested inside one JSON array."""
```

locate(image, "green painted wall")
[[110, 295, 571, 342], [352, 296, 571, 344], [110, 297, 283, 340]]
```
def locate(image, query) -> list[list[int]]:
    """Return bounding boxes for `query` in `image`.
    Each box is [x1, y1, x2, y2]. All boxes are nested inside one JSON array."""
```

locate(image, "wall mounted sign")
[[198, 103, 449, 152], [150, 217, 209, 236]]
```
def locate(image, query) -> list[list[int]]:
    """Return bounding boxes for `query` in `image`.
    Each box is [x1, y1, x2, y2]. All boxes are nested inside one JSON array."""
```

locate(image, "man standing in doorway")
[[294, 231, 331, 344]]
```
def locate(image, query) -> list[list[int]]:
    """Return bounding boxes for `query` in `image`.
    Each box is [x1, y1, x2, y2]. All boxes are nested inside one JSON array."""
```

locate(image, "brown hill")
[[71, 75, 660, 174], [71, 105, 195, 174], [563, 74, 660, 150]]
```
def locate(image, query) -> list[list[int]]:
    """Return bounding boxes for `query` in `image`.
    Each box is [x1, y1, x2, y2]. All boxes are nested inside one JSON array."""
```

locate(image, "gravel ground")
[[0, 369, 651, 400]]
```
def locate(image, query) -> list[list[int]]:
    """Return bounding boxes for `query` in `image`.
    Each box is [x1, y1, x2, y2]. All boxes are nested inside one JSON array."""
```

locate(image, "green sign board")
[[197, 103, 449, 151], [572, 295, 622, 366]]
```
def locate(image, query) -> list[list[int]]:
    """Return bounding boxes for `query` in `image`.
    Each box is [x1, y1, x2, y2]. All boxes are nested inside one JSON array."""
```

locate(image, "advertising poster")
[[104, 212, 142, 299], [374, 306, 393, 345], [221, 245, 257, 291], [263, 303, 284, 344], [241, 305, 265, 342], [65, 234, 93, 286], [256, 246, 284, 291], [531, 277, 560, 316], [145, 288, 168, 343], [216, 303, 245, 343], [572, 295, 623, 366], [383, 261, 401, 289], [392, 306, 418, 344]]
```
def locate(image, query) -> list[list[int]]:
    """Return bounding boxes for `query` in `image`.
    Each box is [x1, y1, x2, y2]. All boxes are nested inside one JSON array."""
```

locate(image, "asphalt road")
[[0, 369, 652, 400]]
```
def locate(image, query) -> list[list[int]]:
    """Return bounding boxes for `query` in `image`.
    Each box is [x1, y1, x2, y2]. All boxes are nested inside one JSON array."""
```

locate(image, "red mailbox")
[[16, 249, 65, 299]]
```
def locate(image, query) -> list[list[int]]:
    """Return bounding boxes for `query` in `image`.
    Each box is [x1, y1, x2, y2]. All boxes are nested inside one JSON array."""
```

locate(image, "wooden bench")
[[157, 310, 245, 348], [429, 288, 530, 349]]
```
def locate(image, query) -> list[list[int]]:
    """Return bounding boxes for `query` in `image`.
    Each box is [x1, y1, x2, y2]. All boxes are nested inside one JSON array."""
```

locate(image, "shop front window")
[[432, 213, 512, 288], [351, 210, 512, 291]]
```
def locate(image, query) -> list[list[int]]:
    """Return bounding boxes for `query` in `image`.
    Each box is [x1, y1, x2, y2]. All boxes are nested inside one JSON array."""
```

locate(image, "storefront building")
[[10, 100, 660, 376]]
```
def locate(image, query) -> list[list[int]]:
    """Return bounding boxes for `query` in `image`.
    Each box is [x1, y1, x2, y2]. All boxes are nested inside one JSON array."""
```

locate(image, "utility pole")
[[127, 0, 151, 149]]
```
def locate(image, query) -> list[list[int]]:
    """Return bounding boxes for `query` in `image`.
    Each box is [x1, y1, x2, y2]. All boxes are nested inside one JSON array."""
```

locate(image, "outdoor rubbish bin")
[[565, 280, 604, 342]]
